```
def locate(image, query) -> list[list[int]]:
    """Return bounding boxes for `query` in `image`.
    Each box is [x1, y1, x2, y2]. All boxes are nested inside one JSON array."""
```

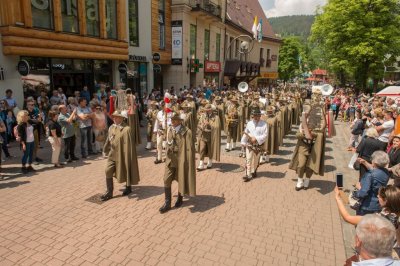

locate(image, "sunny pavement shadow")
[[184, 194, 226, 213], [0, 180, 30, 189], [127, 185, 164, 200]]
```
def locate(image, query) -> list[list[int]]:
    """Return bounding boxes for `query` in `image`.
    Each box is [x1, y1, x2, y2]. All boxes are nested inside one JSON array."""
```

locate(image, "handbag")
[[348, 188, 363, 210]]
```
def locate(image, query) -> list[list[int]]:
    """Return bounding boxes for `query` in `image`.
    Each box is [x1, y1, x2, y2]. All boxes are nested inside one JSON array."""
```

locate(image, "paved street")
[[0, 124, 348, 266]]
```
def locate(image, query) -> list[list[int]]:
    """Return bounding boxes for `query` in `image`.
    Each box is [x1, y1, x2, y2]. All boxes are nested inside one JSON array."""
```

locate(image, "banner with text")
[[172, 21, 183, 65]]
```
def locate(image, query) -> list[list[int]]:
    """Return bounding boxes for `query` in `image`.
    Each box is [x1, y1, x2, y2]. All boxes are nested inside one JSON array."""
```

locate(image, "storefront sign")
[[261, 72, 278, 79], [129, 55, 147, 62], [17, 60, 30, 76], [172, 21, 183, 65], [118, 63, 128, 74], [205, 61, 221, 73], [153, 53, 161, 62], [153, 64, 162, 73], [271, 55, 278, 61], [0, 67, 4, 80]]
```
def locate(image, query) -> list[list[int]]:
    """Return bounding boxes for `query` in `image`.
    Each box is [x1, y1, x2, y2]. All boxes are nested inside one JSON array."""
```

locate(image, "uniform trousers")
[[226, 125, 238, 144], [296, 141, 314, 178], [105, 160, 131, 185], [164, 165, 177, 188], [198, 139, 210, 160], [156, 133, 165, 160], [245, 147, 261, 176]]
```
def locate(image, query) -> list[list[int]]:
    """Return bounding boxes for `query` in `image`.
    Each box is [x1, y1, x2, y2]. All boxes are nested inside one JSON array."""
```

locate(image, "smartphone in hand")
[[336, 173, 344, 188]]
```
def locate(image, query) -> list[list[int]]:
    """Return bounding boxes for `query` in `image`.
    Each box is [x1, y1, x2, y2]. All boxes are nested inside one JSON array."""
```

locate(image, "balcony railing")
[[189, 0, 221, 18]]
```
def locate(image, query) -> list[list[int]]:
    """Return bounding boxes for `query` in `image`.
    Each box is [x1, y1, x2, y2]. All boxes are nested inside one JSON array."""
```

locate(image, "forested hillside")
[[268, 15, 315, 39]]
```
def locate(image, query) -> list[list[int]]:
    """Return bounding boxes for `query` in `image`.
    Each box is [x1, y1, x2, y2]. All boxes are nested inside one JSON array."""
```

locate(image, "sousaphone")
[[238, 82, 249, 93]]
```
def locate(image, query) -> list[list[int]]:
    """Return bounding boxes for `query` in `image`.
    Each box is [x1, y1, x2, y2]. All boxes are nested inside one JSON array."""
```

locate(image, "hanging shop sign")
[[0, 67, 4, 80], [153, 64, 162, 73], [17, 60, 30, 76], [171, 21, 183, 65], [205, 61, 221, 73], [129, 55, 147, 62]]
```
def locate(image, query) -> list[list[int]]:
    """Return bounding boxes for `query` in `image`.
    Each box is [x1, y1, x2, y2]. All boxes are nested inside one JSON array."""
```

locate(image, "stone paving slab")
[[0, 125, 346, 265]]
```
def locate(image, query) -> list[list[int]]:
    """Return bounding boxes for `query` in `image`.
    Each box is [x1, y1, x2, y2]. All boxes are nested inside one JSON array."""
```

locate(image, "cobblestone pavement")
[[0, 124, 347, 266]]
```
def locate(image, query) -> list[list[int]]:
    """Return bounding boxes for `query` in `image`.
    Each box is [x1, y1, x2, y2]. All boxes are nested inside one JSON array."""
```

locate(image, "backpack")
[[14, 125, 21, 142]]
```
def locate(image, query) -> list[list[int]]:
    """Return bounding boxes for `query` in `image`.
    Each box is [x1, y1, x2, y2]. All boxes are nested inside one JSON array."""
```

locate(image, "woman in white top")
[[92, 105, 107, 153]]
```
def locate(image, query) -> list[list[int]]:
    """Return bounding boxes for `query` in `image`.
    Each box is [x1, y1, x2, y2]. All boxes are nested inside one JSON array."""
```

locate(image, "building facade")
[[0, 0, 128, 104]]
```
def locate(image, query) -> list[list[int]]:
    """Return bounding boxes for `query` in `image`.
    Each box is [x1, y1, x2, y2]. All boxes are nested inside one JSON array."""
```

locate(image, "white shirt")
[[153, 110, 172, 133], [378, 119, 394, 143], [241, 119, 268, 146], [26, 124, 34, 142]]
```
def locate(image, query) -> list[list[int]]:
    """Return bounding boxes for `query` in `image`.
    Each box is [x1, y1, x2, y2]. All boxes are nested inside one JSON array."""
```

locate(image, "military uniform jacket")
[[103, 122, 140, 184], [164, 125, 196, 196], [196, 113, 221, 161]]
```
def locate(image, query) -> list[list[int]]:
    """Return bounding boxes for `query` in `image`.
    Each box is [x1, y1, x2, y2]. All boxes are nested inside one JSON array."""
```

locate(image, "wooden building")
[[0, 0, 129, 101]]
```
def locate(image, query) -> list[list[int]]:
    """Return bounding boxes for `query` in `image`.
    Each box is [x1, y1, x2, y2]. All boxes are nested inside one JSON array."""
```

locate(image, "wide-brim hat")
[[230, 96, 238, 102], [251, 107, 262, 116], [112, 110, 127, 118], [266, 106, 275, 113], [204, 104, 213, 111], [200, 99, 209, 106], [170, 112, 183, 121], [214, 96, 222, 101]]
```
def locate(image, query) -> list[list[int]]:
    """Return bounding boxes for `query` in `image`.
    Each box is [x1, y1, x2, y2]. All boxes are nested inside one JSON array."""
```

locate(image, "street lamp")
[[219, 35, 255, 89]]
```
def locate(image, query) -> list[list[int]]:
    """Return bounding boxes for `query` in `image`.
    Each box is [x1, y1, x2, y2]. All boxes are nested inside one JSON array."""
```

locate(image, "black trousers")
[[63, 135, 76, 159]]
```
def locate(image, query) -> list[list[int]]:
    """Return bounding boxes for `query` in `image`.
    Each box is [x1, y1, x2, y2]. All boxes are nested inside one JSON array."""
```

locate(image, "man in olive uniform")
[[289, 93, 326, 191], [101, 110, 140, 201], [225, 96, 240, 151], [159, 112, 196, 213], [153, 102, 172, 164], [145, 101, 159, 150], [196, 104, 221, 171]]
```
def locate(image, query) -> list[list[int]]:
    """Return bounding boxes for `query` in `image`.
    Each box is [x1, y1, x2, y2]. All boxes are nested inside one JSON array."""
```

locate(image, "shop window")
[[190, 24, 197, 59], [31, 0, 54, 29], [159, 0, 165, 49], [204, 29, 210, 61], [215, 33, 221, 62], [106, 0, 117, 39], [94, 60, 112, 84], [129, 0, 139, 46], [86, 0, 100, 37], [61, 0, 79, 33]]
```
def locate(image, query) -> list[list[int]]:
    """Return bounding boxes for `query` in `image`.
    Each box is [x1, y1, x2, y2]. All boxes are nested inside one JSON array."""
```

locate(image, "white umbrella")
[[376, 86, 400, 96]]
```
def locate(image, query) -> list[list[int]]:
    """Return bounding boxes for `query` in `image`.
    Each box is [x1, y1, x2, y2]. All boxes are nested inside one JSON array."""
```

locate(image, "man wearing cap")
[[100, 110, 140, 201], [225, 96, 240, 151], [153, 102, 171, 164], [159, 112, 196, 213], [196, 104, 221, 171], [145, 101, 159, 150], [241, 107, 268, 182]]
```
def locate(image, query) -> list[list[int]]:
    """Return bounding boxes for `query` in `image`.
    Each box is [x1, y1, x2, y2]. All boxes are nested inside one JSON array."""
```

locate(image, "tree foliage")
[[278, 37, 303, 81], [310, 0, 400, 91]]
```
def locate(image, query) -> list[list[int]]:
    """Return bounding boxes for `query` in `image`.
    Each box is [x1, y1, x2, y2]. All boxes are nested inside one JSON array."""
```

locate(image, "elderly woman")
[[356, 151, 390, 215], [356, 128, 385, 180]]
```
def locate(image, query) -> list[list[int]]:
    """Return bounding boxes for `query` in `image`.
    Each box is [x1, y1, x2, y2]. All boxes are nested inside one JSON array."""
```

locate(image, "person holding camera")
[[58, 105, 78, 162]]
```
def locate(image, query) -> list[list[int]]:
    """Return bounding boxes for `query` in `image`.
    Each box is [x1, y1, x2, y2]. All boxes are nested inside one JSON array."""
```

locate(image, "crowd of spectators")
[[330, 88, 400, 264]]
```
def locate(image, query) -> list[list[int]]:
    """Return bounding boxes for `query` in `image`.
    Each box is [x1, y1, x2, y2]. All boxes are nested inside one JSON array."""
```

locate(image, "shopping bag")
[[348, 153, 359, 170]]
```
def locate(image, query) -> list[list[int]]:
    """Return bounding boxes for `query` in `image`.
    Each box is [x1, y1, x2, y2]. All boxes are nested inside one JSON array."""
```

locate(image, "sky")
[[260, 0, 327, 17]]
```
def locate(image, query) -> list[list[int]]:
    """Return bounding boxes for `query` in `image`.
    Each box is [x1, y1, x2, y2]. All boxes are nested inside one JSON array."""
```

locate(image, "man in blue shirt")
[[2, 89, 17, 110]]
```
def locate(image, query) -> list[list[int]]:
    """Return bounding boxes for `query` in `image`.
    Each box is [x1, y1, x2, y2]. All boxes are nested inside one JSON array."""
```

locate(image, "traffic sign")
[[118, 63, 127, 74]]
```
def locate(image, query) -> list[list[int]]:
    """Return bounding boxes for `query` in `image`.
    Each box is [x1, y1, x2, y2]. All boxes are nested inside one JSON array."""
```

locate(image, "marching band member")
[[153, 101, 172, 164], [225, 96, 240, 151], [241, 107, 268, 182], [196, 104, 221, 171], [159, 112, 196, 213], [145, 101, 159, 150]]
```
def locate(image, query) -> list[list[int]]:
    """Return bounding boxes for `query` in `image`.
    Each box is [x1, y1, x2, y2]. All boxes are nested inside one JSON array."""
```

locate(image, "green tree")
[[310, 0, 400, 92], [278, 37, 303, 81]]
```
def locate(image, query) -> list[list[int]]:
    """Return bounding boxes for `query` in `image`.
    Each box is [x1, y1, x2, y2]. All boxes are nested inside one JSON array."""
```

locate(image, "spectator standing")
[[356, 151, 390, 215], [58, 88, 67, 105], [67, 97, 78, 114], [47, 111, 63, 168], [74, 91, 81, 105], [348, 110, 364, 151], [3, 89, 17, 111], [49, 90, 62, 107], [16, 110, 35, 173], [376, 108, 395, 150], [25, 99, 43, 163], [6, 110, 15, 141], [92, 105, 107, 153], [76, 98, 94, 158], [332, 95, 341, 120], [80, 86, 91, 103], [58, 105, 78, 162]]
